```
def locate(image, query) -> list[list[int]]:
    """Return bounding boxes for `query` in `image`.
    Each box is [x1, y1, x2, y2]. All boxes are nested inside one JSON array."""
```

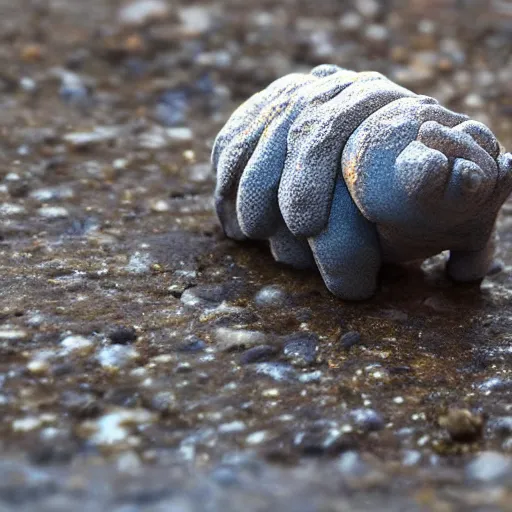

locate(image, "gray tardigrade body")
[[212, 64, 512, 300]]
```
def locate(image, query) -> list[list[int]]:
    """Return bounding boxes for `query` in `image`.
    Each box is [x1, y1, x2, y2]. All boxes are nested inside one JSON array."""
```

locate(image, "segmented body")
[[212, 64, 512, 300]]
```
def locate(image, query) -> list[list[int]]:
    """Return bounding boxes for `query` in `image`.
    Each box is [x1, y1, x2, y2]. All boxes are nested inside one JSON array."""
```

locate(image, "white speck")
[[149, 199, 170, 212], [262, 388, 280, 398], [27, 359, 50, 375], [38, 206, 69, 219], [113, 158, 128, 170], [118, 0, 169, 26], [393, 396, 405, 404], [0, 203, 26, 215], [12, 417, 42, 432], [0, 328, 28, 341], [218, 421, 246, 433], [60, 335, 94, 354], [86, 409, 155, 446], [245, 431, 269, 445], [97, 345, 139, 369], [166, 127, 193, 141], [417, 435, 430, 447], [126, 252, 153, 274]]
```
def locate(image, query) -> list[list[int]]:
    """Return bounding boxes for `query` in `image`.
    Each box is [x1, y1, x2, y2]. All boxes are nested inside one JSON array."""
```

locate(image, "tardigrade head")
[[343, 97, 512, 251]]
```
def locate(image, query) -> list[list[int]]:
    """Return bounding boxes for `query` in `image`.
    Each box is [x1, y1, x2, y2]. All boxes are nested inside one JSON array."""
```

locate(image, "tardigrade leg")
[[307, 178, 381, 300], [269, 215, 316, 270], [447, 230, 497, 282]]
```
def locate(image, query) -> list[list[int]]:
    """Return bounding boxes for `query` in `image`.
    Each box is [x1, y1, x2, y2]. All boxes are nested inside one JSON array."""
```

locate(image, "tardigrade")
[[212, 64, 512, 300]]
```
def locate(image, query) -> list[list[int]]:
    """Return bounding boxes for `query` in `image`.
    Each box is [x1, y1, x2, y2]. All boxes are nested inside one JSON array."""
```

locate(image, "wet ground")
[[1, 0, 512, 510]]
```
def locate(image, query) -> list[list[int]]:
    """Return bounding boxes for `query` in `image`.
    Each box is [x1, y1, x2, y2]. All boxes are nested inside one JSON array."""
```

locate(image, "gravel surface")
[[1, 0, 512, 510]]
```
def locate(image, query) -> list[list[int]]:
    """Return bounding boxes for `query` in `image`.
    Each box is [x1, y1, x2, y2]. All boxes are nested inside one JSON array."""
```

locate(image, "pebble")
[[240, 345, 278, 364], [477, 377, 512, 393], [107, 326, 137, 345], [0, 328, 28, 341], [180, 285, 229, 308], [63, 126, 121, 148], [213, 327, 267, 351], [355, 0, 381, 19], [30, 186, 74, 202], [253, 362, 296, 382], [0, 203, 26, 216], [166, 127, 193, 142], [488, 416, 512, 437], [282, 333, 318, 367], [179, 5, 216, 34], [176, 335, 207, 352], [150, 391, 178, 415], [155, 90, 189, 127], [466, 452, 512, 482], [118, 0, 169, 26], [59, 76, 90, 106], [149, 199, 170, 213], [97, 345, 140, 369], [349, 408, 385, 432], [438, 409, 484, 443], [125, 252, 153, 274], [60, 335, 94, 354], [84, 409, 156, 447], [338, 451, 370, 477], [12, 417, 43, 432], [254, 285, 289, 308], [37, 206, 69, 219], [340, 331, 361, 350], [218, 421, 246, 434]]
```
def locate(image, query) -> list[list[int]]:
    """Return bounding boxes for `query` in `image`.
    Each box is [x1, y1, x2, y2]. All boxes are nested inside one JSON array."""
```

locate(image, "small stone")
[[282, 333, 318, 367], [364, 24, 388, 44], [63, 126, 121, 148], [166, 127, 193, 142], [60, 335, 94, 354], [340, 331, 361, 350], [488, 417, 512, 437], [0, 203, 26, 216], [213, 327, 267, 351], [30, 186, 74, 202], [438, 409, 484, 443], [338, 451, 370, 476], [245, 430, 270, 445], [218, 421, 246, 434], [254, 285, 288, 308], [125, 252, 153, 274], [26, 359, 50, 375], [349, 409, 385, 432], [149, 199, 170, 212], [84, 408, 156, 447], [179, 5, 216, 34], [150, 391, 178, 415], [253, 362, 296, 382], [478, 377, 512, 393], [107, 326, 137, 345], [0, 328, 28, 341], [12, 417, 42, 432], [97, 345, 139, 369], [240, 345, 278, 364], [176, 335, 206, 352], [58, 70, 90, 105], [116, 451, 142, 475], [466, 452, 512, 482], [355, 0, 381, 18], [180, 285, 229, 308], [37, 206, 69, 219], [118, 0, 169, 26], [339, 11, 363, 32]]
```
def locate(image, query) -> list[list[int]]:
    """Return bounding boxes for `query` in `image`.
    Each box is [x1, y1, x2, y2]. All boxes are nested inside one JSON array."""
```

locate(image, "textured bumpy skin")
[[212, 65, 512, 300]]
